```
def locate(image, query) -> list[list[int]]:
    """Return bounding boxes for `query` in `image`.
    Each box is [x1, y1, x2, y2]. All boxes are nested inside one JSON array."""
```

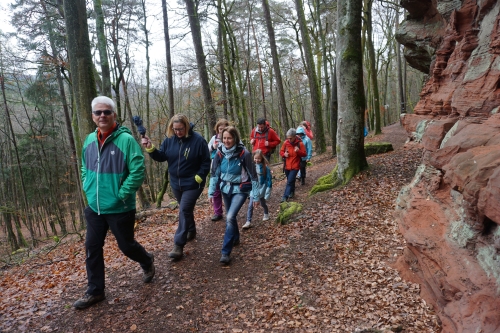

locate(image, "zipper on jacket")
[[96, 135, 111, 215], [177, 139, 183, 189]]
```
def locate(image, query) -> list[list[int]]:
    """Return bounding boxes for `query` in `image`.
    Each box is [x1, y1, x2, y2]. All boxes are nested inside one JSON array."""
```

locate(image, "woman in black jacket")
[[142, 114, 211, 260]]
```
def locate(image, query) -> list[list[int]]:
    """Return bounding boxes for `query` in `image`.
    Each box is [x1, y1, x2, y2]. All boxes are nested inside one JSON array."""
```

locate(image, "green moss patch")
[[364, 142, 393, 156], [276, 201, 303, 225]]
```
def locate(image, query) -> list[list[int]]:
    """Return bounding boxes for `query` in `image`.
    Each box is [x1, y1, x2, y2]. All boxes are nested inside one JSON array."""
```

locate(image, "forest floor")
[[0, 123, 442, 333]]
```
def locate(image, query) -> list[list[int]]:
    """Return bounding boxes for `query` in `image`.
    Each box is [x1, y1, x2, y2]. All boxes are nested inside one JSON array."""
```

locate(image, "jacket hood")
[[296, 126, 305, 135]]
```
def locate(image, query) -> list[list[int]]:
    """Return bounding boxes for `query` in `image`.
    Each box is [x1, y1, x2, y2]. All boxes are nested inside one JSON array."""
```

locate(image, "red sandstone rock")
[[395, 0, 500, 332]]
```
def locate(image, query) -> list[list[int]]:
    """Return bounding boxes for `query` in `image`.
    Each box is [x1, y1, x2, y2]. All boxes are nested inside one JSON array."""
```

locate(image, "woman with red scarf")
[[279, 128, 306, 202]]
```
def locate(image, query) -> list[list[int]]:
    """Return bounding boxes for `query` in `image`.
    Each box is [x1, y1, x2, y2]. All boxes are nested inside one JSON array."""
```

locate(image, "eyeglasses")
[[92, 110, 113, 116], [173, 127, 185, 132]]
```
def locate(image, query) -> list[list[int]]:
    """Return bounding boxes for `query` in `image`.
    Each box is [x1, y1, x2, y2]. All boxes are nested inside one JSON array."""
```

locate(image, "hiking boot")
[[168, 244, 184, 260], [211, 214, 223, 221], [219, 254, 231, 264], [280, 196, 287, 203], [186, 230, 196, 241], [242, 221, 252, 229], [301, 178, 305, 185], [289, 192, 294, 199], [142, 253, 155, 283], [73, 293, 106, 309], [262, 214, 269, 221], [233, 239, 240, 246]]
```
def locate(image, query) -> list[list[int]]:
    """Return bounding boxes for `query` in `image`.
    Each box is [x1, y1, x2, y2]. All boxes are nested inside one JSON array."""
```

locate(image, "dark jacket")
[[82, 124, 145, 214], [148, 125, 211, 191]]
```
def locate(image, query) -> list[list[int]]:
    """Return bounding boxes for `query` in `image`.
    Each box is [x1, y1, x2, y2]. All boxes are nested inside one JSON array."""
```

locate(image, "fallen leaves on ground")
[[0, 124, 441, 332]]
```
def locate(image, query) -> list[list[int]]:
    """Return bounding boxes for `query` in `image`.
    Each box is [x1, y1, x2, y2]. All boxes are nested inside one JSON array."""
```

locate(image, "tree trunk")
[[162, 0, 175, 119], [364, 0, 381, 134], [63, 0, 96, 144], [330, 56, 338, 156], [395, 9, 406, 116], [40, 0, 85, 218], [261, 0, 289, 131], [336, 0, 368, 184], [294, 0, 326, 153], [184, 0, 217, 132], [93, 0, 111, 97]]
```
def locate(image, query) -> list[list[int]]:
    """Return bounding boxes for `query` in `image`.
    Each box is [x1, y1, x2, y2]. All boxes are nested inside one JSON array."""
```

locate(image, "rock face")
[[394, 1, 500, 332]]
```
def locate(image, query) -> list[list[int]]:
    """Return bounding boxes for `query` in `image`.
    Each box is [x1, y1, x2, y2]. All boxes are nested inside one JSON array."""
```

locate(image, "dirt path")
[[0, 124, 440, 332]]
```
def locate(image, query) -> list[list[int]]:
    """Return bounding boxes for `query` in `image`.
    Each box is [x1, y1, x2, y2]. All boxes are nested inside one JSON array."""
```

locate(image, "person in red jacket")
[[279, 128, 306, 202], [299, 121, 314, 140], [250, 117, 281, 161]]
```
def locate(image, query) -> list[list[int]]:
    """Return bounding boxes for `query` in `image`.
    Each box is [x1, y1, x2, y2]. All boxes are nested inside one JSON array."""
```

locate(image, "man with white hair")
[[74, 96, 155, 309]]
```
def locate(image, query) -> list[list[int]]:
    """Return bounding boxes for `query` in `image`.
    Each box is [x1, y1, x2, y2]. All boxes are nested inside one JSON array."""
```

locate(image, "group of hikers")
[[74, 95, 313, 309]]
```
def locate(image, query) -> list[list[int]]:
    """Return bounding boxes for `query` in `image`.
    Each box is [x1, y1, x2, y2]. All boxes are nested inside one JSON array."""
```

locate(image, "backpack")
[[214, 148, 252, 193]]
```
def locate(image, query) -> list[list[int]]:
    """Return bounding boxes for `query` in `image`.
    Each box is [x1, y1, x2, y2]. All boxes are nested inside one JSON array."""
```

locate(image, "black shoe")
[[73, 293, 106, 309], [169, 244, 183, 260], [211, 214, 223, 221], [142, 254, 155, 283], [186, 230, 196, 241], [220, 254, 231, 264]]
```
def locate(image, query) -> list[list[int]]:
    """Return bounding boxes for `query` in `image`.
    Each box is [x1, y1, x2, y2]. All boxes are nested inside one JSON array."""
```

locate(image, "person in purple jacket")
[[141, 114, 211, 261]]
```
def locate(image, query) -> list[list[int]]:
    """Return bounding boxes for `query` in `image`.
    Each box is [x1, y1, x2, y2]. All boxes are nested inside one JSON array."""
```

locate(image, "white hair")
[[286, 128, 296, 137], [91, 96, 115, 111]]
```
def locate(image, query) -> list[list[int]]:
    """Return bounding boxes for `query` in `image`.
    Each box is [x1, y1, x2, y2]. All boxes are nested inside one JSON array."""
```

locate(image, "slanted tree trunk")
[[336, 0, 368, 184], [294, 0, 326, 153], [184, 0, 217, 132], [162, 0, 175, 118], [262, 0, 289, 132]]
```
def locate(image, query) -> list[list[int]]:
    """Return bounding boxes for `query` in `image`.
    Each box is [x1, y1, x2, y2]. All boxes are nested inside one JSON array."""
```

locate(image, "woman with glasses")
[[141, 114, 211, 261], [208, 126, 258, 265]]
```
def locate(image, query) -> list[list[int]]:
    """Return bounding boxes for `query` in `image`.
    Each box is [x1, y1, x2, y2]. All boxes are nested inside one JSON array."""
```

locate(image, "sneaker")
[[242, 221, 252, 229], [233, 239, 240, 246], [280, 196, 287, 203], [73, 293, 106, 309], [211, 214, 223, 221], [262, 214, 269, 221], [289, 192, 294, 199], [186, 230, 196, 241], [142, 254, 155, 283], [168, 244, 183, 260], [220, 254, 231, 264]]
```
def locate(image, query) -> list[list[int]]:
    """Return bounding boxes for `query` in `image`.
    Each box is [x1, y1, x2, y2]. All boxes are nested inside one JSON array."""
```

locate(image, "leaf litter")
[[0, 123, 441, 332]]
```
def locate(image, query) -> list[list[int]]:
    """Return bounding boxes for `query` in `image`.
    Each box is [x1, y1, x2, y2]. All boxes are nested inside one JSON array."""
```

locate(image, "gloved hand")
[[195, 175, 203, 184], [307, 162, 312, 167]]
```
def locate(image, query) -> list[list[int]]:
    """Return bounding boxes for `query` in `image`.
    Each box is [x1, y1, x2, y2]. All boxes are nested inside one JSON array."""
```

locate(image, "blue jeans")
[[171, 187, 204, 246], [84, 207, 152, 296], [221, 192, 248, 255], [246, 197, 268, 222], [283, 169, 299, 198]]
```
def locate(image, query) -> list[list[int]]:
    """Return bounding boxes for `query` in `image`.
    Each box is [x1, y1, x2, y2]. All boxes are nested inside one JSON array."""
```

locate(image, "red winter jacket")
[[280, 137, 306, 170], [250, 126, 281, 156]]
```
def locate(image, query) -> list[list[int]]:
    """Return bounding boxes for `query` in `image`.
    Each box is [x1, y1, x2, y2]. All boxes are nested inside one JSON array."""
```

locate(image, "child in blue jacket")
[[243, 149, 272, 229]]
